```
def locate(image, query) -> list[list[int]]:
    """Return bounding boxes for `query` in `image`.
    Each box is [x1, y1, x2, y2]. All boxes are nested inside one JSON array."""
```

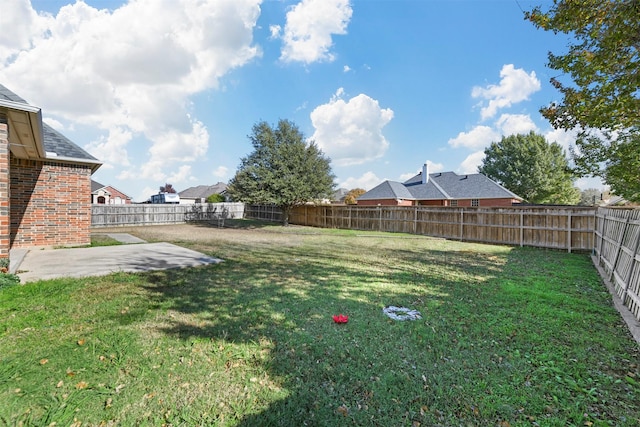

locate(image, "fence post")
[[459, 208, 464, 241], [596, 209, 606, 263], [414, 206, 418, 234], [567, 210, 572, 253], [520, 210, 524, 247]]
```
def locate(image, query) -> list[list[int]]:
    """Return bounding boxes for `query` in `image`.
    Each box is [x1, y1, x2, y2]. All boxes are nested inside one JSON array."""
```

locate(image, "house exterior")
[[178, 182, 227, 204], [91, 180, 132, 204], [0, 84, 102, 258], [357, 163, 523, 207]]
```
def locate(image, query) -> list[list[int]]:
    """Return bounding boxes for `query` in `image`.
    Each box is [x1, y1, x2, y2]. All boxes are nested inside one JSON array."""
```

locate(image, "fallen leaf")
[[56, 380, 64, 388], [105, 398, 113, 409], [75, 381, 88, 390], [66, 368, 75, 377], [77, 339, 85, 346], [40, 358, 49, 365], [336, 405, 349, 416]]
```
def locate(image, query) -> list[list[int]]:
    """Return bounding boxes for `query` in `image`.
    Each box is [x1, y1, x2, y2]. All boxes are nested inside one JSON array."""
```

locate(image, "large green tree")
[[525, 0, 640, 202], [478, 132, 580, 205], [227, 119, 335, 225]]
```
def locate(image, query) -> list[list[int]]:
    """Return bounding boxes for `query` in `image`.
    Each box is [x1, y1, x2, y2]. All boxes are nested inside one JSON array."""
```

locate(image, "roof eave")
[[0, 100, 46, 159], [45, 154, 103, 173]]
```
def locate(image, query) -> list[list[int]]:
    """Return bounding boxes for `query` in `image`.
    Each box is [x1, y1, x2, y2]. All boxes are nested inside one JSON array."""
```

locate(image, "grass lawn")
[[1, 222, 638, 426]]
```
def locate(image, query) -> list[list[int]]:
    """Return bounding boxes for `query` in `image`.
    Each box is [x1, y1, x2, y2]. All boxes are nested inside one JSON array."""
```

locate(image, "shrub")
[[206, 193, 226, 203], [0, 257, 20, 288]]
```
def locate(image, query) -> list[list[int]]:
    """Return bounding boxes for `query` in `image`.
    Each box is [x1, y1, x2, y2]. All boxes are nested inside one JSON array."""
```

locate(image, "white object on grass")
[[383, 306, 422, 321]]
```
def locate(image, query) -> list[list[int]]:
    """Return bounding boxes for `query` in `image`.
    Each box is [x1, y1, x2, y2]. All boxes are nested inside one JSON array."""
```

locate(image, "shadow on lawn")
[[136, 237, 513, 425]]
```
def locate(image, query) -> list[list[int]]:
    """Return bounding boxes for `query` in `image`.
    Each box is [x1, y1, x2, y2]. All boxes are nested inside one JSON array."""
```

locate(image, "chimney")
[[422, 162, 429, 184]]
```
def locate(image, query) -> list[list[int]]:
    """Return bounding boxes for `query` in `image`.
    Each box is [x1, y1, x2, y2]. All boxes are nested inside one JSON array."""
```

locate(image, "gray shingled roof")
[[359, 171, 522, 202], [91, 180, 106, 192], [179, 183, 228, 199], [0, 84, 25, 103], [43, 122, 99, 162], [357, 180, 416, 201], [0, 83, 100, 164]]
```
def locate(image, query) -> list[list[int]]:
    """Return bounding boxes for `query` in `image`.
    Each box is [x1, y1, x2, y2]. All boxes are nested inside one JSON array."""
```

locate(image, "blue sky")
[[1, 0, 602, 202]]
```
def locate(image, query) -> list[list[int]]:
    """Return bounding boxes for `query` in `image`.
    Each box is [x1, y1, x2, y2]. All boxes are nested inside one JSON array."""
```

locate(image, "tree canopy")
[[344, 188, 366, 205], [478, 132, 580, 205], [227, 119, 335, 225], [206, 193, 225, 203], [525, 0, 640, 202], [160, 183, 176, 193]]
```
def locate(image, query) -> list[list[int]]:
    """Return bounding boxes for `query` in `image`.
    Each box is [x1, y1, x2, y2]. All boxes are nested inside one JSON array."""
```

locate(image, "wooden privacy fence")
[[282, 205, 596, 252], [91, 203, 245, 227], [593, 208, 640, 322], [243, 204, 284, 224]]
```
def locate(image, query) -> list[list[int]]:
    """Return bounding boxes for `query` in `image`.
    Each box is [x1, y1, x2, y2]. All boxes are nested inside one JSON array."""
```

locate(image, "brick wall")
[[0, 117, 9, 259], [10, 156, 93, 248]]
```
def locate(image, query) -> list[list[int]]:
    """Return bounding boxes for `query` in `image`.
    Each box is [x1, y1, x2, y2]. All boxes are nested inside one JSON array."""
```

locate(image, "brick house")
[[91, 180, 132, 204], [0, 84, 102, 259], [178, 183, 228, 204], [357, 163, 523, 207]]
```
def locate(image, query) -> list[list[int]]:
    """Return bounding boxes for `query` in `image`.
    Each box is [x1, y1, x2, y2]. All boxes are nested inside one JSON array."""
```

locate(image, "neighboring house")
[[357, 163, 523, 207], [178, 182, 227, 204], [332, 188, 349, 204], [0, 84, 102, 258], [91, 180, 132, 204]]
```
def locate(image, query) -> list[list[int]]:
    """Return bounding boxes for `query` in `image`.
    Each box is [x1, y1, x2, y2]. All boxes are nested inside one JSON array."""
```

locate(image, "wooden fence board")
[[91, 203, 245, 227], [594, 208, 640, 324], [247, 205, 597, 252]]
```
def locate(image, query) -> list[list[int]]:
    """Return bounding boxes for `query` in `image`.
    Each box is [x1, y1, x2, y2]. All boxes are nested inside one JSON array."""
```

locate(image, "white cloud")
[[280, 0, 352, 64], [43, 117, 65, 131], [425, 160, 445, 173], [166, 165, 193, 186], [310, 88, 394, 166], [495, 114, 538, 136], [269, 24, 281, 39], [0, 0, 261, 178], [343, 65, 351, 72], [339, 171, 382, 191], [545, 127, 576, 153], [85, 127, 132, 170], [448, 125, 499, 150], [213, 166, 229, 178], [459, 151, 485, 174], [0, 0, 52, 64], [472, 64, 541, 120]]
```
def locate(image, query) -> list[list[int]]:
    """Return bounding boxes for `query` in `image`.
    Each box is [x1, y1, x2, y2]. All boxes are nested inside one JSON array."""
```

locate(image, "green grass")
[[1, 224, 638, 426], [89, 234, 124, 247]]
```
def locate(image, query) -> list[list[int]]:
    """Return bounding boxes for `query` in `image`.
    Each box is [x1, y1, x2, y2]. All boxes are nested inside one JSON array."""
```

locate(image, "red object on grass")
[[333, 314, 349, 323]]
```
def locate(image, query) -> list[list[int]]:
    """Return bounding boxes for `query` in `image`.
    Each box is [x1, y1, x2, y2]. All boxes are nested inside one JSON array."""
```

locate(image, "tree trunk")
[[282, 206, 290, 226]]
